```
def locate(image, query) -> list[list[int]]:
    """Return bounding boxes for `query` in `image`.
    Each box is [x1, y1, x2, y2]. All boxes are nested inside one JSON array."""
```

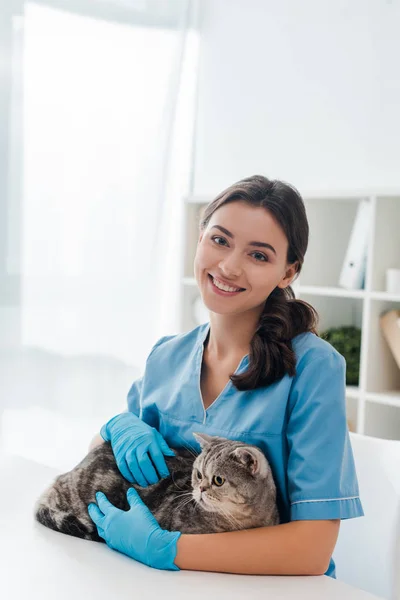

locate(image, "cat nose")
[[200, 486, 207, 493]]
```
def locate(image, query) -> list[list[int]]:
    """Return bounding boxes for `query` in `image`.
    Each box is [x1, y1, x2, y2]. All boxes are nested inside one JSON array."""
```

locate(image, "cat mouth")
[[199, 495, 214, 507]]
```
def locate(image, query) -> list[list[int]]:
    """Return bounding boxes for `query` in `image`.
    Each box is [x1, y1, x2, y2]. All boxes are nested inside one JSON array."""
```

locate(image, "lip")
[[209, 273, 245, 291], [208, 274, 245, 297]]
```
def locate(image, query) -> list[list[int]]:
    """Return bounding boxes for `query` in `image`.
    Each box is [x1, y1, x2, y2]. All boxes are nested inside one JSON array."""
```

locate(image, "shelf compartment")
[[370, 196, 400, 293], [296, 293, 363, 332], [300, 198, 366, 288], [364, 400, 400, 441], [365, 298, 400, 393]]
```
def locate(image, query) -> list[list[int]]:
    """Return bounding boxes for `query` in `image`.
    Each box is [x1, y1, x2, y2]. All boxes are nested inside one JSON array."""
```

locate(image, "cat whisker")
[[174, 433, 199, 459], [174, 495, 197, 513], [171, 491, 193, 500], [171, 483, 192, 493], [217, 502, 243, 530], [170, 471, 192, 491]]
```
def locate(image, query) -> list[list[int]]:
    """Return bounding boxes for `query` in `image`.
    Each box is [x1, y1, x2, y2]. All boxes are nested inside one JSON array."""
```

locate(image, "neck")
[[204, 308, 264, 362]]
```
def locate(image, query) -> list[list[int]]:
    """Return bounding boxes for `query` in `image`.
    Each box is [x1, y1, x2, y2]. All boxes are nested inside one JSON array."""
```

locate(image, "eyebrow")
[[210, 225, 277, 256]]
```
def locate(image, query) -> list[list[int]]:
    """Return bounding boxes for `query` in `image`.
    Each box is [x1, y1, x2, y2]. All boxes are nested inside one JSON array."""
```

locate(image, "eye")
[[251, 251, 268, 262], [196, 470, 202, 479], [212, 475, 225, 487], [211, 236, 268, 262], [211, 235, 227, 246]]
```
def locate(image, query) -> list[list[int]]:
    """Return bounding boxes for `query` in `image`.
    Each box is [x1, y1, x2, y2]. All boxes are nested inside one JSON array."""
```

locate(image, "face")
[[194, 201, 298, 317], [191, 454, 242, 515]]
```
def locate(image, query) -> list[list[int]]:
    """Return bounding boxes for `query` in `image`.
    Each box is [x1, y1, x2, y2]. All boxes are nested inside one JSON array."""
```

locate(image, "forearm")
[[174, 520, 339, 576], [88, 433, 105, 452]]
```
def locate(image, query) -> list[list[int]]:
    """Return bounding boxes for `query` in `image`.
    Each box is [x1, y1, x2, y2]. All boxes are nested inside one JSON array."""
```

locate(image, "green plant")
[[320, 325, 361, 386]]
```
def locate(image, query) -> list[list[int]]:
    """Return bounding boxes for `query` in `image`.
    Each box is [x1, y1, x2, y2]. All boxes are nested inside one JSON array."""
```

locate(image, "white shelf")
[[346, 386, 361, 400], [294, 286, 366, 299], [370, 292, 400, 302], [182, 279, 396, 301], [180, 192, 400, 440], [365, 392, 400, 409]]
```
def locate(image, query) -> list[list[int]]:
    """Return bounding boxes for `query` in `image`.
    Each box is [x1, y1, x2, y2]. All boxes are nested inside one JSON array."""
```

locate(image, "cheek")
[[194, 243, 211, 275]]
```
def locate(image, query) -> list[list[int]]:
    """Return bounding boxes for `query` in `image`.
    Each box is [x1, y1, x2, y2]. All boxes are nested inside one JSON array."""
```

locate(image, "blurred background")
[[1, 0, 400, 472]]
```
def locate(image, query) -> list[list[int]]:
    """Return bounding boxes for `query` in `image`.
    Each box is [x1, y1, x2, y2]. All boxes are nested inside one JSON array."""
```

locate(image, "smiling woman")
[[194, 176, 319, 389], [88, 174, 364, 578]]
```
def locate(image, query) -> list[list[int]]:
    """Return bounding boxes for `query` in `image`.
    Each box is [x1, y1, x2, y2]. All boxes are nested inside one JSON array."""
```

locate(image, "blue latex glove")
[[100, 412, 175, 486], [88, 489, 182, 571]]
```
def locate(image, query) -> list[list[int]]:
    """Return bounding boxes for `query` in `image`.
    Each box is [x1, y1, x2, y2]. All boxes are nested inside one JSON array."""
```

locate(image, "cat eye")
[[212, 475, 225, 487], [196, 470, 202, 479]]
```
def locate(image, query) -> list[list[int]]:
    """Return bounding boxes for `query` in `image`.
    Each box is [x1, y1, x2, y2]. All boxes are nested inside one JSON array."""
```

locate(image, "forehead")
[[208, 201, 288, 248]]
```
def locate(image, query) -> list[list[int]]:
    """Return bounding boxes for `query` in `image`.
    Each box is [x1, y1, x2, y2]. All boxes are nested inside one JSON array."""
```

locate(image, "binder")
[[380, 310, 400, 370], [339, 198, 371, 290]]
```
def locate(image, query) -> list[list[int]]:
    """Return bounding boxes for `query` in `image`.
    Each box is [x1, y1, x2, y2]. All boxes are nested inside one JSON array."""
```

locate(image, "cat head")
[[190, 432, 275, 516]]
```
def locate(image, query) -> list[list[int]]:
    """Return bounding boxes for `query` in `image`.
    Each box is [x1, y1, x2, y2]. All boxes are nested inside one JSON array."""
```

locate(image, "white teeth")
[[212, 276, 242, 293]]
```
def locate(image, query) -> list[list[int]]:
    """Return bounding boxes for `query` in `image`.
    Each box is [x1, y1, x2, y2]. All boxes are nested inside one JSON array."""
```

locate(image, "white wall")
[[193, 0, 400, 195]]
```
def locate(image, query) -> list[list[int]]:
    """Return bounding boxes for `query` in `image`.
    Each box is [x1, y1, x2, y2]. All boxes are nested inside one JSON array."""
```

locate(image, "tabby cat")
[[34, 432, 280, 540]]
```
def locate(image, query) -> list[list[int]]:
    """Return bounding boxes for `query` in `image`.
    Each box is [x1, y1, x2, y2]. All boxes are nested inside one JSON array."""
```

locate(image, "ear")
[[277, 261, 299, 289], [192, 432, 227, 449], [231, 446, 268, 477], [192, 432, 214, 448]]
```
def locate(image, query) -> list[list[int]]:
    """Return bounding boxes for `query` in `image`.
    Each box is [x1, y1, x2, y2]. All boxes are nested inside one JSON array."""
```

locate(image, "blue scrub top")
[[127, 322, 364, 578]]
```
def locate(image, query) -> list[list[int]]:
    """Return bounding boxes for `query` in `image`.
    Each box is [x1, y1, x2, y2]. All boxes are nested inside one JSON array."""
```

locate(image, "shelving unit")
[[180, 192, 400, 440]]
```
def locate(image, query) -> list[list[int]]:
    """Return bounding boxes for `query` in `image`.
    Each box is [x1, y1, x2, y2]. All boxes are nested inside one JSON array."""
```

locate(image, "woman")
[[87, 174, 363, 576]]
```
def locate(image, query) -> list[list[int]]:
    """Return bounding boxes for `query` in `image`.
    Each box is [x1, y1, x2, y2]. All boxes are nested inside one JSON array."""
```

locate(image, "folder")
[[339, 198, 371, 290], [380, 310, 400, 370]]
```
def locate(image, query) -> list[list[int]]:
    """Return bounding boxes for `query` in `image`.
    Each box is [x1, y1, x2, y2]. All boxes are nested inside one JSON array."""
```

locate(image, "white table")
[[0, 453, 383, 600]]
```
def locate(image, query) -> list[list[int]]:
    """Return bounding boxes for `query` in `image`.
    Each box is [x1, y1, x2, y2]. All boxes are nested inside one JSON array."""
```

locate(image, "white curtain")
[[1, 0, 200, 469]]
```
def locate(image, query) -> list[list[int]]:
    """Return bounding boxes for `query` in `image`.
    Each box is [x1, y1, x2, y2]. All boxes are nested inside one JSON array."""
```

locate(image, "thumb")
[[127, 488, 161, 529], [127, 487, 144, 508], [157, 434, 176, 456]]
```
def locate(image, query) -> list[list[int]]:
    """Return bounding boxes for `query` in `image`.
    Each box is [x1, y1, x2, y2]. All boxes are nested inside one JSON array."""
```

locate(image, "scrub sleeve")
[[287, 350, 363, 521]]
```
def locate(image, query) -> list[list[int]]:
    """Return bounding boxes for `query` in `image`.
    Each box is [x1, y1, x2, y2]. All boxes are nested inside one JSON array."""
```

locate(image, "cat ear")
[[231, 446, 268, 477], [192, 432, 216, 448]]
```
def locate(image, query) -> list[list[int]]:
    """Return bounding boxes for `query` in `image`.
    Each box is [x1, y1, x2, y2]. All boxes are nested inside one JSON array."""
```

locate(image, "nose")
[[200, 486, 207, 493], [219, 251, 243, 278]]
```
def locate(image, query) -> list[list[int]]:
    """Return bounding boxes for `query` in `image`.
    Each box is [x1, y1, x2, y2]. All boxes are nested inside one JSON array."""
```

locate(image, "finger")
[[126, 488, 160, 528], [136, 444, 159, 485], [95, 491, 116, 514], [117, 456, 135, 483], [87, 503, 105, 527], [126, 486, 142, 507], [149, 443, 171, 479], [125, 449, 149, 487], [156, 432, 176, 457]]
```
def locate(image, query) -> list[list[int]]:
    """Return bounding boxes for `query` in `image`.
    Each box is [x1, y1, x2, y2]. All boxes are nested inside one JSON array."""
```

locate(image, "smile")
[[208, 274, 245, 295]]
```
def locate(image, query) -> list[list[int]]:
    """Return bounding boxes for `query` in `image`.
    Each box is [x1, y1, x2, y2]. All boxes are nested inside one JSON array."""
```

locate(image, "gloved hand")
[[100, 412, 175, 486], [88, 489, 182, 571]]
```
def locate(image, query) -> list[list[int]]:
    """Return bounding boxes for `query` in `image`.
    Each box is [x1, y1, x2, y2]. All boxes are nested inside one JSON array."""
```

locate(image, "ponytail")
[[230, 287, 319, 390]]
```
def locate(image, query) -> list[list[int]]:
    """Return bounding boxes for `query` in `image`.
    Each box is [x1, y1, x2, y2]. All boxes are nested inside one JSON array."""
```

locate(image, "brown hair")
[[199, 174, 319, 390]]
